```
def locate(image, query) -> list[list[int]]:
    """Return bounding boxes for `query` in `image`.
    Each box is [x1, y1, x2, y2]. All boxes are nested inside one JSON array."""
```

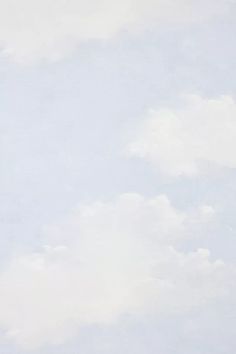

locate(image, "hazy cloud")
[[0, 194, 231, 349]]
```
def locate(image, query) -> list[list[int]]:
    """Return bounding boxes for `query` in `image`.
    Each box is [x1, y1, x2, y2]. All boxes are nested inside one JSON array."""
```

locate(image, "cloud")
[[0, 193, 231, 349], [128, 95, 236, 176], [0, 0, 232, 63]]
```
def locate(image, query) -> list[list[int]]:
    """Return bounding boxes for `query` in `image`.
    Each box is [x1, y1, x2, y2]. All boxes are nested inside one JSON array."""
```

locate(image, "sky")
[[0, 0, 236, 353]]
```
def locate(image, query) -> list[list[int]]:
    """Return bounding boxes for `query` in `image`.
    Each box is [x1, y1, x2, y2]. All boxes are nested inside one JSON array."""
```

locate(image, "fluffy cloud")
[[0, 193, 231, 349], [0, 0, 232, 63], [128, 95, 236, 176]]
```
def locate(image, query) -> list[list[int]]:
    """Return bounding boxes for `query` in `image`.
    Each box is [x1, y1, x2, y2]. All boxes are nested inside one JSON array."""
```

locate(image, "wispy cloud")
[[0, 0, 232, 63]]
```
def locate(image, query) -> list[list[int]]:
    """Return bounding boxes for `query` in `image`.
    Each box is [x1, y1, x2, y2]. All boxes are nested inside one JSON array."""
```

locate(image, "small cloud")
[[128, 95, 236, 177], [199, 205, 216, 218]]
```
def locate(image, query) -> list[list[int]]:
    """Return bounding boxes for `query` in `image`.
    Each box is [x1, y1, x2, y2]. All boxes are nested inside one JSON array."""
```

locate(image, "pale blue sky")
[[0, 1, 236, 353]]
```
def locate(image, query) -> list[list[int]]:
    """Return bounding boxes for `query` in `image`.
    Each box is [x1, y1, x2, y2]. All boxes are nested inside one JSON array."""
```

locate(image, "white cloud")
[[0, 0, 232, 63], [0, 193, 231, 349], [128, 95, 236, 176]]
